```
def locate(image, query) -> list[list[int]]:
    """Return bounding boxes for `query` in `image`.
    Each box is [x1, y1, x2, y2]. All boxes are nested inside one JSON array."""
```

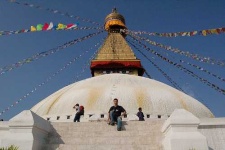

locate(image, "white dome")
[[31, 74, 214, 118]]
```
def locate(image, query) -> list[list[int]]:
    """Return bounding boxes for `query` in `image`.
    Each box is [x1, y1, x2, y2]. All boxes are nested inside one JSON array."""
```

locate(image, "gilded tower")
[[90, 8, 144, 76]]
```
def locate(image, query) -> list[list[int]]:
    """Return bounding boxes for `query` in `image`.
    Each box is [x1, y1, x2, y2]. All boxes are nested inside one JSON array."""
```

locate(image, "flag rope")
[[0, 26, 103, 37], [0, 30, 104, 76], [130, 35, 225, 96], [127, 38, 185, 92], [127, 32, 224, 66], [0, 39, 102, 116], [127, 26, 225, 37]]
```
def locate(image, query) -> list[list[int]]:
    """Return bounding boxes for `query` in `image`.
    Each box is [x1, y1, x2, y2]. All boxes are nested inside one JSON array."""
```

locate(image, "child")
[[137, 107, 145, 121]]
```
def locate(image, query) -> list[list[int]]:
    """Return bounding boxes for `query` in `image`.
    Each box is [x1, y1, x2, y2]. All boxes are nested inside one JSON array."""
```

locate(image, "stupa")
[[31, 8, 213, 120]]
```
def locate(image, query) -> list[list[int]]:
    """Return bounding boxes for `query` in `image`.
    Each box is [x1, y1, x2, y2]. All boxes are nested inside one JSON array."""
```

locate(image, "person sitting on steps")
[[137, 107, 145, 121], [108, 98, 126, 131]]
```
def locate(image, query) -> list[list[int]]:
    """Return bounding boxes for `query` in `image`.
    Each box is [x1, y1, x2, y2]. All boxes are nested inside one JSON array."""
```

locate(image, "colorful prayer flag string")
[[0, 40, 102, 116], [7, 0, 101, 26], [127, 39, 185, 92], [127, 32, 225, 66], [129, 34, 225, 83], [0, 30, 104, 76], [126, 26, 225, 37], [0, 23, 103, 37], [0, 22, 78, 35], [179, 60, 225, 82], [130, 36, 225, 96], [32, 22, 78, 31]]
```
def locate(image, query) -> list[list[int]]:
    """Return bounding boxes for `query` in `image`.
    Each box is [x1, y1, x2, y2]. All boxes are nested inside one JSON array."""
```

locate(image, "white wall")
[[199, 118, 225, 150]]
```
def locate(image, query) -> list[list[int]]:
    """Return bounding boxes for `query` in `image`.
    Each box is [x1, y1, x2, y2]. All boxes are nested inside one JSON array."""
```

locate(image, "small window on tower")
[[122, 70, 126, 74], [147, 114, 150, 118], [106, 70, 110, 74], [57, 116, 60, 120]]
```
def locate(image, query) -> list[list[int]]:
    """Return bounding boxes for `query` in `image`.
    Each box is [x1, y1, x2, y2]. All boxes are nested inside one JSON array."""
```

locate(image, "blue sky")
[[0, 0, 224, 120]]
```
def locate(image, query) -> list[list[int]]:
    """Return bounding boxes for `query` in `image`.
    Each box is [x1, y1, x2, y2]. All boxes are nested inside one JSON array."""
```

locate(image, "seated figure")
[[108, 98, 126, 131]]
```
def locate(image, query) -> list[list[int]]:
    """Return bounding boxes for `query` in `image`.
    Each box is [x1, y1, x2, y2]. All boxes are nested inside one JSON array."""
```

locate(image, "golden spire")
[[104, 8, 127, 31], [90, 8, 144, 77]]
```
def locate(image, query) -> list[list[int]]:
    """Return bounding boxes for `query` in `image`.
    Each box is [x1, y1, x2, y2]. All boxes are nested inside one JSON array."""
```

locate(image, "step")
[[51, 125, 162, 133], [48, 136, 162, 145], [51, 120, 165, 127], [46, 121, 164, 149], [51, 123, 163, 129], [49, 130, 162, 138], [50, 121, 164, 132], [45, 144, 163, 150]]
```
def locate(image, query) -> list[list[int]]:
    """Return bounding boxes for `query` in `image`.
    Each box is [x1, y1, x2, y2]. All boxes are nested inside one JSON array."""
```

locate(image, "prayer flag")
[[36, 24, 43, 31], [66, 23, 77, 29], [42, 23, 49, 30], [202, 30, 207, 36], [211, 29, 218, 34], [47, 22, 53, 30], [53, 25, 57, 30], [222, 28, 225, 32], [30, 26, 36, 31], [57, 23, 66, 30]]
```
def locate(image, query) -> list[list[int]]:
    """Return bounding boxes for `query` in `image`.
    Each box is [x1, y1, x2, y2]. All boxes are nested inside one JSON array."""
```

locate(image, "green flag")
[[36, 24, 43, 31]]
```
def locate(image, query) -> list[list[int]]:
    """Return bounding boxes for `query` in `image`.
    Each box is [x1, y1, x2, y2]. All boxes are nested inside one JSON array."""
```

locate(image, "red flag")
[[206, 30, 211, 34], [222, 27, 225, 32], [66, 23, 77, 29], [42, 23, 49, 30], [216, 28, 221, 33]]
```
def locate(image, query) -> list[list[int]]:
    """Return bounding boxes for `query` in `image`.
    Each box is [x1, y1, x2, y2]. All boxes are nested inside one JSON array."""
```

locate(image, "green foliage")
[[0, 145, 19, 150]]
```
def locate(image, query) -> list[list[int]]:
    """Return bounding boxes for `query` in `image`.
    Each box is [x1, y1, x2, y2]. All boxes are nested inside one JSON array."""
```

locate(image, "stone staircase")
[[45, 120, 165, 150]]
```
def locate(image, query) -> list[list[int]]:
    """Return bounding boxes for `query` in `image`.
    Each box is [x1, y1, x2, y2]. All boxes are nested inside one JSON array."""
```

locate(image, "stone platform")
[[45, 120, 164, 150], [1, 109, 225, 150]]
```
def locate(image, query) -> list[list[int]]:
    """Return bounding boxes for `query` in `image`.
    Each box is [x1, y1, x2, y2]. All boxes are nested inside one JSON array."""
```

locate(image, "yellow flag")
[[30, 26, 36, 31], [57, 23, 66, 30], [211, 29, 218, 34], [202, 30, 207, 36]]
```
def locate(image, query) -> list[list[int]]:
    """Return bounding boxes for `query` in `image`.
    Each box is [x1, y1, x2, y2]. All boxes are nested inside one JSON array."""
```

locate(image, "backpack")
[[79, 106, 84, 115], [80, 106, 84, 111]]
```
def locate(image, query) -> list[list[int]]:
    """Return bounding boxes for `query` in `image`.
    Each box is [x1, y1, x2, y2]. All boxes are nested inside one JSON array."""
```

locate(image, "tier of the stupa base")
[[0, 109, 225, 150]]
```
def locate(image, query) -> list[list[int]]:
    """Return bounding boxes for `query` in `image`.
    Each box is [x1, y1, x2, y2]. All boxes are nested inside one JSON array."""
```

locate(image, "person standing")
[[137, 107, 145, 121], [108, 98, 126, 131], [73, 104, 84, 122]]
